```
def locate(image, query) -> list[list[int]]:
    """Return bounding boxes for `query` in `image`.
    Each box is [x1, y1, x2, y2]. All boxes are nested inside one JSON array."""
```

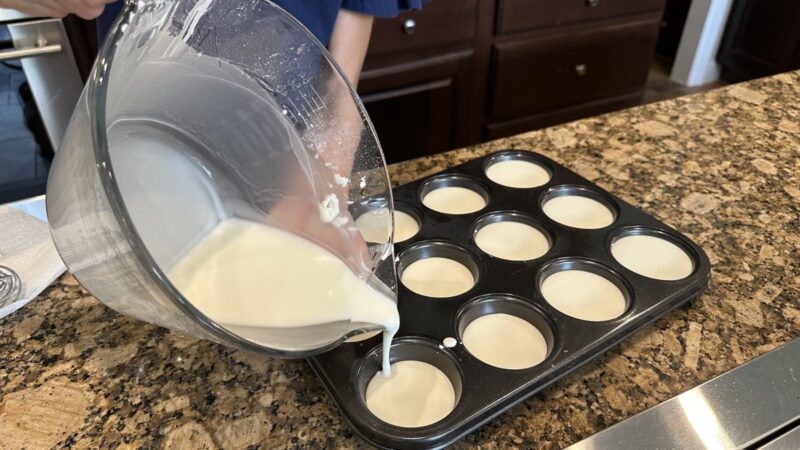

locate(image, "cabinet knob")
[[586, 0, 600, 7], [575, 63, 588, 77], [403, 19, 416, 35]]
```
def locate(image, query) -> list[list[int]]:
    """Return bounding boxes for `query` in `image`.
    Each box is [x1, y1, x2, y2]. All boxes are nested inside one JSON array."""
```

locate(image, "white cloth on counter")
[[0, 197, 66, 318]]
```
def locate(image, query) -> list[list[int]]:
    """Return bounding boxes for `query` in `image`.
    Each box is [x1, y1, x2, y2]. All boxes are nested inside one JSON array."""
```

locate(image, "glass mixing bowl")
[[46, 0, 396, 357]]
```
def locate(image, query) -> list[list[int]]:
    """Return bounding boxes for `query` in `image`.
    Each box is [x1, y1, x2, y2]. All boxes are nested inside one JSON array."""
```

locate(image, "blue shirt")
[[98, 0, 428, 46]]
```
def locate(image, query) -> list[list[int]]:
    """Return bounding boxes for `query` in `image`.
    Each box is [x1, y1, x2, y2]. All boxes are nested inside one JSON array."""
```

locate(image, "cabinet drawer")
[[359, 54, 474, 163], [497, 0, 665, 35], [366, 0, 478, 59], [489, 19, 660, 120]]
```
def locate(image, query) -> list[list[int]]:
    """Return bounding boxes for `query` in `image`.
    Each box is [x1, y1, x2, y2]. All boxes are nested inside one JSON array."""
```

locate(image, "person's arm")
[[0, 0, 110, 19], [328, 9, 373, 87], [271, 9, 377, 267]]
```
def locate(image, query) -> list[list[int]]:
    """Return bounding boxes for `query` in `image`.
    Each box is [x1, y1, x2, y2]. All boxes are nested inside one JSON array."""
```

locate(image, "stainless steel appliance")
[[0, 9, 82, 203], [568, 338, 800, 450]]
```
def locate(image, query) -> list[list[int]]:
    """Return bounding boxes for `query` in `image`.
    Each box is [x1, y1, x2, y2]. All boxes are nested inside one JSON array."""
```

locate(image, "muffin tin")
[[309, 150, 711, 449]]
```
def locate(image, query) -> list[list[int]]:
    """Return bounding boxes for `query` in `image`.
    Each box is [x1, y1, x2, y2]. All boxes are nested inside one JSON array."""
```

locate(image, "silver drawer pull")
[[586, 0, 600, 6], [575, 63, 588, 77], [0, 39, 62, 61], [403, 19, 416, 35]]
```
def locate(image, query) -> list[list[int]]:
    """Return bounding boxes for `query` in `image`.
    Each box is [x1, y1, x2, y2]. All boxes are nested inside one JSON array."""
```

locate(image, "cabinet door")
[[365, 0, 478, 65], [718, 0, 800, 82], [359, 53, 474, 164], [496, 0, 664, 35], [488, 19, 660, 121]]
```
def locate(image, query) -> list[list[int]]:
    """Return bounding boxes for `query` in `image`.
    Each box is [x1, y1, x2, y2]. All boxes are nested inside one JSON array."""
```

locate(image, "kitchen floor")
[[642, 57, 728, 105]]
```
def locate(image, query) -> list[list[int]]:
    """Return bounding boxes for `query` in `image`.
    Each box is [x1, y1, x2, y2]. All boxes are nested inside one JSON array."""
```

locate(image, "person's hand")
[[0, 0, 113, 20]]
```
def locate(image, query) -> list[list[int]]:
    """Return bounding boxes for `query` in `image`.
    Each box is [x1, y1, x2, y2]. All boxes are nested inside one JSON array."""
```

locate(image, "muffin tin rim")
[[417, 174, 491, 215], [469, 210, 555, 262], [352, 336, 466, 433], [481, 150, 555, 189], [454, 293, 559, 371], [391, 201, 425, 243], [606, 225, 701, 282], [396, 239, 483, 299], [539, 184, 620, 230], [536, 257, 635, 323]]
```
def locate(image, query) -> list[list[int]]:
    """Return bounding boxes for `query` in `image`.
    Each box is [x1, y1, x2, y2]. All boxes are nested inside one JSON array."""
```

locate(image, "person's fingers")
[[77, 4, 105, 19], [4, 0, 68, 17], [3, 0, 111, 18], [70, 0, 106, 19], [31, 0, 101, 20], [48, 0, 77, 15], [81, 0, 111, 10], [48, 0, 106, 19]]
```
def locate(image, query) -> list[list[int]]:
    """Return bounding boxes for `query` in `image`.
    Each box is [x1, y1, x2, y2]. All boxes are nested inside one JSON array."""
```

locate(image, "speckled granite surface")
[[2, 72, 799, 449]]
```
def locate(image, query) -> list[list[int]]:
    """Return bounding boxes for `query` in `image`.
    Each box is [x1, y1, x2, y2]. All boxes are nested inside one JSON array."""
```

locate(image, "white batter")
[[611, 234, 694, 280], [365, 360, 456, 427], [355, 208, 419, 244], [475, 221, 549, 261], [485, 159, 550, 188], [401, 257, 475, 298], [462, 313, 547, 369], [541, 270, 626, 321], [422, 186, 486, 215], [542, 195, 614, 229], [168, 218, 400, 374]]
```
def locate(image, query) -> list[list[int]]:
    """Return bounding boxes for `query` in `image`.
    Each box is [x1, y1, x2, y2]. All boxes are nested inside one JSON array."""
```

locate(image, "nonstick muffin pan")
[[309, 150, 711, 449]]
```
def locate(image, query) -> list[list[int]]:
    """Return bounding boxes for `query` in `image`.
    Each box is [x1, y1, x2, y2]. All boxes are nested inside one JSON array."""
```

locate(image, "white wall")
[[670, 0, 735, 87]]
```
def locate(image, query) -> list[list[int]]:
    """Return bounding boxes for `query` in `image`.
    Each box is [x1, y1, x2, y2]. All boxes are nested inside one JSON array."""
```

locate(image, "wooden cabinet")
[[359, 0, 488, 164], [359, 0, 666, 162], [717, 0, 800, 82], [656, 0, 692, 60], [364, 0, 479, 62], [359, 52, 475, 164], [496, 0, 664, 35], [489, 19, 661, 120]]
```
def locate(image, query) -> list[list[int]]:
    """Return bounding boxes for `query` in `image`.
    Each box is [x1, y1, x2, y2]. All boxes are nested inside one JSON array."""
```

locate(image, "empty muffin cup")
[[398, 241, 480, 298], [539, 259, 630, 321], [483, 151, 552, 189], [472, 212, 551, 261], [611, 227, 696, 280], [457, 295, 554, 370], [357, 338, 463, 428], [541, 185, 617, 229], [420, 175, 489, 215], [355, 204, 422, 244]]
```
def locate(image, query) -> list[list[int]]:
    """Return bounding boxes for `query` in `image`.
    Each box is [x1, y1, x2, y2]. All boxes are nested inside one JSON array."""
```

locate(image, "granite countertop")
[[2, 71, 799, 449]]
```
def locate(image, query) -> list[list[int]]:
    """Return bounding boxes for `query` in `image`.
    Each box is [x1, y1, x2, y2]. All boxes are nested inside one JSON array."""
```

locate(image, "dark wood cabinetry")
[[359, 0, 665, 163], [496, 0, 664, 35], [360, 52, 475, 162], [364, 0, 479, 62], [717, 0, 800, 83], [656, 0, 692, 61], [489, 19, 660, 120]]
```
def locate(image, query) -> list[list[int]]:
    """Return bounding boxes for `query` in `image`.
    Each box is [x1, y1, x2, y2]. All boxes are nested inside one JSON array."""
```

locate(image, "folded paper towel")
[[0, 197, 66, 318]]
